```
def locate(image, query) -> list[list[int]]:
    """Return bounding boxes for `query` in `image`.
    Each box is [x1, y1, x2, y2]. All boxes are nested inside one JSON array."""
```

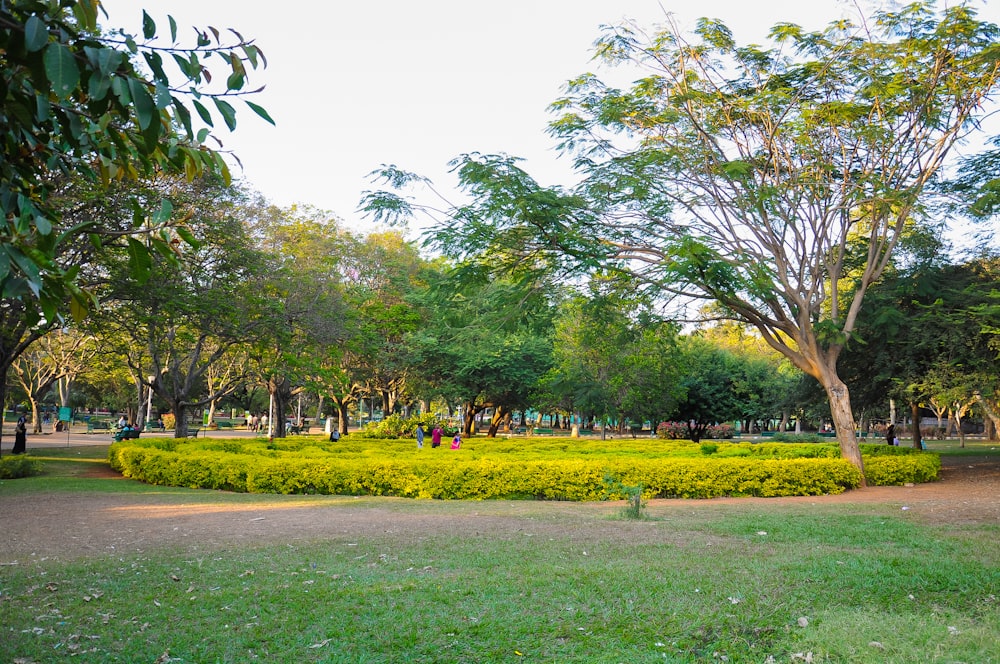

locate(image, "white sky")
[[100, 1, 999, 235]]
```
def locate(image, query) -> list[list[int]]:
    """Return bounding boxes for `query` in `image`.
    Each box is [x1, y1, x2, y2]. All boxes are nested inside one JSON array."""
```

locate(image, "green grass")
[[0, 446, 996, 663]]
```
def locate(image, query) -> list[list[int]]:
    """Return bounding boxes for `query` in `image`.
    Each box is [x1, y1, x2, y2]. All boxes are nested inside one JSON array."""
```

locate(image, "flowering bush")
[[705, 423, 735, 439], [657, 421, 688, 439]]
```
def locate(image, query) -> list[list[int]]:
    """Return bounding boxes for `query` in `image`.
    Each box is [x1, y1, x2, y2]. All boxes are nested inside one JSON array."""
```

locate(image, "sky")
[[99, 1, 1000, 236]]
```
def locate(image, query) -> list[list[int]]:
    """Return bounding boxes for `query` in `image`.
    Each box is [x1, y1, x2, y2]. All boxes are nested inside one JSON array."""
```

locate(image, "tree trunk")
[[910, 402, 922, 449], [975, 394, 1000, 441], [487, 405, 509, 437], [462, 401, 481, 437], [0, 375, 7, 454], [268, 375, 292, 438], [207, 399, 217, 428], [173, 403, 191, 438], [823, 377, 867, 487], [29, 395, 42, 433], [336, 400, 348, 433]]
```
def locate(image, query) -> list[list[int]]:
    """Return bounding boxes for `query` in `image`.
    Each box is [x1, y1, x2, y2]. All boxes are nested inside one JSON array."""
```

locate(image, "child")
[[450, 434, 462, 450]]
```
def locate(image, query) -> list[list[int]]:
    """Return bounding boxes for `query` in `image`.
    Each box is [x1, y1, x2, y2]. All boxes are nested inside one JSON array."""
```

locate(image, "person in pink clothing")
[[431, 426, 442, 448], [450, 434, 462, 450]]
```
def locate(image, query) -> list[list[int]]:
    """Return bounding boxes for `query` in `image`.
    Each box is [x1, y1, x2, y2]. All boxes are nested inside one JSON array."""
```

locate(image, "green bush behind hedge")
[[107, 436, 939, 500], [0, 454, 42, 479]]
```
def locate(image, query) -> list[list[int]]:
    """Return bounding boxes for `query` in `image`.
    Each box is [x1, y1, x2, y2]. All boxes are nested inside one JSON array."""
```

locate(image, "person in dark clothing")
[[12, 414, 27, 454], [885, 423, 896, 446]]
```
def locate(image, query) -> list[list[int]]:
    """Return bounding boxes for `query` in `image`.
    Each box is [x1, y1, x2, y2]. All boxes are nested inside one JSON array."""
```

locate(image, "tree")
[[10, 328, 96, 432], [699, 321, 803, 433], [246, 204, 349, 437], [666, 336, 746, 443], [92, 178, 275, 437], [544, 288, 683, 435], [339, 232, 426, 417], [367, 3, 1000, 483], [408, 271, 555, 437], [843, 256, 1000, 445], [0, 1, 269, 444]]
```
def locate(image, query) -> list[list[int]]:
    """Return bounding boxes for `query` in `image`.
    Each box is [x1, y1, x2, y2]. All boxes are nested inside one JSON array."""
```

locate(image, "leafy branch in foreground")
[[0, 0, 272, 322]]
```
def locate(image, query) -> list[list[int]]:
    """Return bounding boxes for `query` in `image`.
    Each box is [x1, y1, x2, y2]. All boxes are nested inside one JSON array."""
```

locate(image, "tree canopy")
[[365, 2, 1000, 481]]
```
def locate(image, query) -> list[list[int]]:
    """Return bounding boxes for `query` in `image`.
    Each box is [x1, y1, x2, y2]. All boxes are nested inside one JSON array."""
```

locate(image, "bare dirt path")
[[1, 454, 996, 562]]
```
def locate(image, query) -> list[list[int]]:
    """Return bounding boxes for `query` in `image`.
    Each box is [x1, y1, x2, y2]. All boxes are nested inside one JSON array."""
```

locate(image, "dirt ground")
[[1, 454, 997, 562]]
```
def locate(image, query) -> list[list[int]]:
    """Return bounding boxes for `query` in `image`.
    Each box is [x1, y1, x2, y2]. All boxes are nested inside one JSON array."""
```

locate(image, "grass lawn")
[[0, 445, 996, 663]]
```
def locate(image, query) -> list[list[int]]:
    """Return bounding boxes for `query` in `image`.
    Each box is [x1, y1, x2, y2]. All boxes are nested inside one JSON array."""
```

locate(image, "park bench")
[[288, 423, 313, 435], [112, 428, 140, 442], [215, 420, 234, 430], [87, 420, 112, 433], [532, 428, 555, 435], [186, 428, 200, 438]]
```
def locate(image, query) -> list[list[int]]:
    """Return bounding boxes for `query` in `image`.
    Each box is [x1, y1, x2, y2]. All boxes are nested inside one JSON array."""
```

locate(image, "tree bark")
[[268, 375, 292, 438], [487, 404, 509, 437], [975, 394, 1000, 442], [910, 402, 923, 449], [172, 403, 191, 438], [822, 377, 867, 488]]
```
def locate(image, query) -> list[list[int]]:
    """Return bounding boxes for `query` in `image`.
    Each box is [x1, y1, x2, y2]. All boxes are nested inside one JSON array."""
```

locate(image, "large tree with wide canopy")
[[367, 2, 1000, 483]]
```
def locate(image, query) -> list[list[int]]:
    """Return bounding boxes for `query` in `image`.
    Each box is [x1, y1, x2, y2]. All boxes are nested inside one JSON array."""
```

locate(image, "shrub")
[[0, 455, 42, 479], [705, 423, 735, 439], [352, 413, 441, 439], [107, 436, 937, 500], [657, 421, 688, 439], [770, 432, 827, 443], [863, 452, 941, 485]]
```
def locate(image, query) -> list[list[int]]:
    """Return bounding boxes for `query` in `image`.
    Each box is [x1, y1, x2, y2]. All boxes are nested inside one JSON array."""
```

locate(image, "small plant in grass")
[[603, 474, 649, 519], [700, 442, 719, 455]]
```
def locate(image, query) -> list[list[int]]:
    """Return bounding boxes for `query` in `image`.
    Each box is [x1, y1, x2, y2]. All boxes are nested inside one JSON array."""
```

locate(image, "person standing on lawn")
[[12, 414, 27, 454]]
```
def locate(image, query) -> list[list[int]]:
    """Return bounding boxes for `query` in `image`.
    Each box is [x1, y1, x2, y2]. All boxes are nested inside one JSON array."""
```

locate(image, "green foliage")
[[0, 1, 269, 319], [352, 413, 439, 439], [0, 454, 42, 479], [108, 436, 939, 500], [603, 474, 648, 519], [860, 444, 942, 485], [364, 2, 1000, 477], [769, 432, 829, 443]]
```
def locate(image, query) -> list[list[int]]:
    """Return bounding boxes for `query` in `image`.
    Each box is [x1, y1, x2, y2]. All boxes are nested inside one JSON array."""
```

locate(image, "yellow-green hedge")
[[107, 437, 938, 500]]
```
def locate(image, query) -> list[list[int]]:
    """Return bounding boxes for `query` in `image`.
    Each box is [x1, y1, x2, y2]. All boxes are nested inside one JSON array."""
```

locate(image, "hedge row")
[[107, 437, 940, 500]]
